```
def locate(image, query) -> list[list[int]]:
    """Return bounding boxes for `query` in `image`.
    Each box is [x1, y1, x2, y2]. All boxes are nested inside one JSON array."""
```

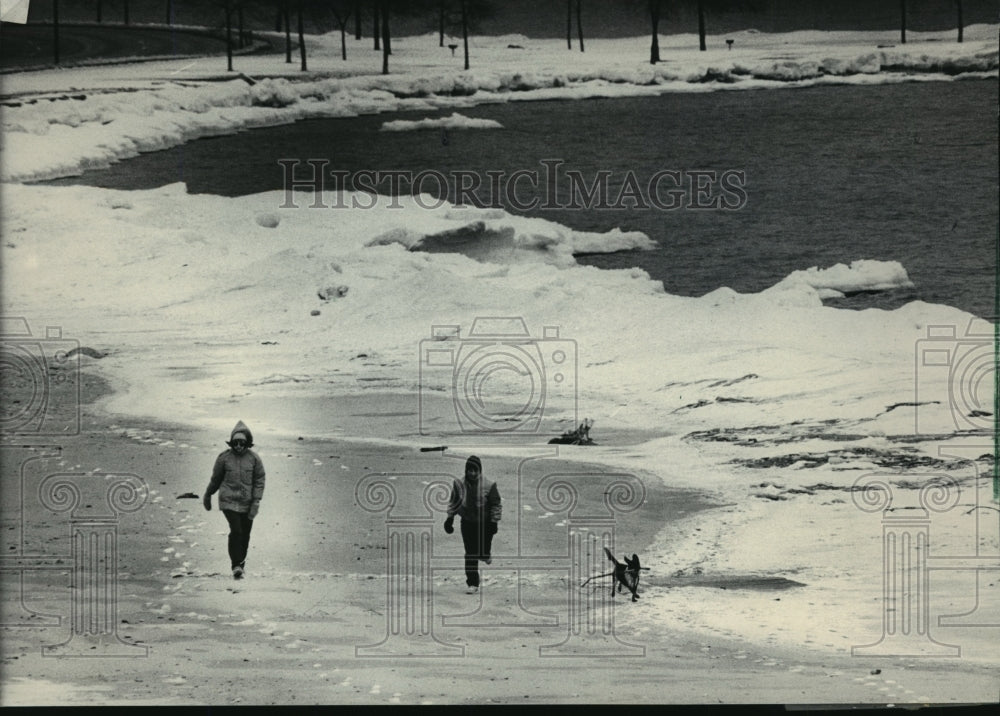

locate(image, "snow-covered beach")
[[1, 22, 998, 706], [3, 24, 998, 183]]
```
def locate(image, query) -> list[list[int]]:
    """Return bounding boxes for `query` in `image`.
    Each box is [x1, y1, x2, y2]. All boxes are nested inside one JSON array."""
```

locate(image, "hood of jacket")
[[228, 420, 254, 448]]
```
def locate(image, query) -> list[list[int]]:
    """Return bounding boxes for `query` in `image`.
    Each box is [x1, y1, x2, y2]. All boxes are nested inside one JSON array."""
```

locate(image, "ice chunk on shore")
[[367, 208, 655, 267], [775, 260, 915, 299], [380, 112, 503, 132]]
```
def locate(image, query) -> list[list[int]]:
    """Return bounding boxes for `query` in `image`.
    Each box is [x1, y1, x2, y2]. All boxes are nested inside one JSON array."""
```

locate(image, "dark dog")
[[580, 547, 649, 602]]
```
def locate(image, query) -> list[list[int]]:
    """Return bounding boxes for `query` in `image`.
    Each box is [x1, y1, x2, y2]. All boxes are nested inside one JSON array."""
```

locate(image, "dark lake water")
[[44, 78, 998, 318]]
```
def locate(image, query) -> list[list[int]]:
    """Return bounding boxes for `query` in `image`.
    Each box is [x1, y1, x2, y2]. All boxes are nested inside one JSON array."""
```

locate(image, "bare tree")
[[214, 0, 273, 70], [439, 0, 448, 47], [649, 0, 662, 64], [436, 1, 493, 69], [566, 0, 572, 49], [956, 0, 964, 42], [900, 0, 907, 44], [377, 0, 438, 74], [679, 1, 764, 52], [330, 1, 355, 60], [576, 0, 584, 52], [381, 1, 390, 73], [698, 0, 706, 50]]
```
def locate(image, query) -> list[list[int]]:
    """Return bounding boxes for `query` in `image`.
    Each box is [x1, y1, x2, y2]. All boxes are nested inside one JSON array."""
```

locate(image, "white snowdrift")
[[1, 26, 996, 183], [365, 203, 655, 266], [1, 25, 997, 673], [380, 112, 503, 131], [771, 259, 915, 299]]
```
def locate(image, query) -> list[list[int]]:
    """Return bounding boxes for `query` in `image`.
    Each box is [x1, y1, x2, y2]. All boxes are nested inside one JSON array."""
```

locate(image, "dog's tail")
[[603, 546, 621, 566]]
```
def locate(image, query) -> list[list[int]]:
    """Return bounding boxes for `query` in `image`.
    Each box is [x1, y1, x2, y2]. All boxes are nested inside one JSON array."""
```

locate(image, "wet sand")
[[1, 371, 997, 705]]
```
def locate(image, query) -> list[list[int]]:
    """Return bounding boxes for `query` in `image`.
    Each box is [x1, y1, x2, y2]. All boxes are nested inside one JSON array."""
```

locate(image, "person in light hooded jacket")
[[203, 420, 265, 580]]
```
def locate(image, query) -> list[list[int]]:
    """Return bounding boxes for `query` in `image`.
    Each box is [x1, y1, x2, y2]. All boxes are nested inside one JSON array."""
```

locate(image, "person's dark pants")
[[223, 510, 254, 569], [459, 519, 495, 587]]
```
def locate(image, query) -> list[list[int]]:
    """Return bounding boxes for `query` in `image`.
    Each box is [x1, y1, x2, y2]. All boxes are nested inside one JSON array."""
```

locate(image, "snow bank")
[[380, 112, 503, 132], [2, 178, 994, 668], [1, 27, 995, 183], [1, 25, 996, 672], [770, 259, 915, 299], [0, 180, 975, 444], [365, 203, 655, 267]]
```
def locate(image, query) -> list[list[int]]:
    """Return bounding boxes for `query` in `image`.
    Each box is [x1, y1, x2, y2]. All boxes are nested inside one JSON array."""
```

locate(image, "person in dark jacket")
[[444, 455, 501, 594], [203, 420, 265, 580]]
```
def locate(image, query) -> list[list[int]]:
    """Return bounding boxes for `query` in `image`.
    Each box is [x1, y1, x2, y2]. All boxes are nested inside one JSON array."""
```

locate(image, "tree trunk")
[[238, 5, 245, 49], [225, 0, 234, 71], [439, 1, 445, 47], [298, 0, 307, 71], [355, 1, 362, 40], [284, 1, 292, 63], [53, 0, 60, 65], [649, 0, 661, 64], [97, 0, 102, 23], [566, 0, 572, 49], [166, 0, 173, 25], [340, 20, 348, 60], [381, 4, 390, 74], [698, 0, 706, 51], [900, 0, 907, 44], [576, 0, 584, 53], [956, 0, 964, 42], [373, 4, 380, 51], [382, 4, 391, 55], [461, 0, 470, 70]]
